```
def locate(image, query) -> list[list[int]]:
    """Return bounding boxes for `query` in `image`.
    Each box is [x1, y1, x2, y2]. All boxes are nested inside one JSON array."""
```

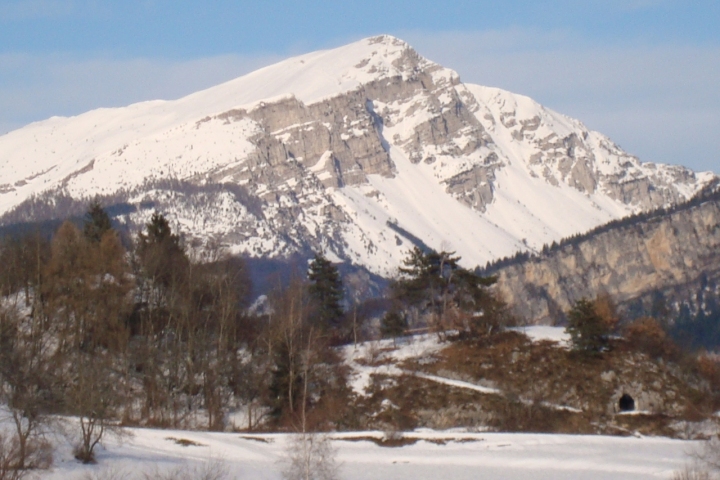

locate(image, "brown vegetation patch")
[[390, 330, 718, 437], [339, 435, 419, 447], [165, 437, 206, 447], [238, 436, 273, 443]]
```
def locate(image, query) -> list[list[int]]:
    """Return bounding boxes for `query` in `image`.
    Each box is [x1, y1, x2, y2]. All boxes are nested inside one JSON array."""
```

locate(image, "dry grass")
[[238, 436, 273, 443], [141, 458, 230, 480], [165, 437, 206, 447], [672, 464, 713, 480], [355, 329, 717, 436], [339, 435, 419, 447], [0, 431, 53, 480]]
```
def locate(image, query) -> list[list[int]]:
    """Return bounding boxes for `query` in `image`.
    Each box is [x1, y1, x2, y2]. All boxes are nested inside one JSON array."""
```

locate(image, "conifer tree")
[[380, 310, 407, 344], [392, 247, 502, 336], [136, 211, 187, 291], [43, 221, 132, 463], [308, 253, 344, 329], [566, 298, 611, 355], [83, 201, 113, 243]]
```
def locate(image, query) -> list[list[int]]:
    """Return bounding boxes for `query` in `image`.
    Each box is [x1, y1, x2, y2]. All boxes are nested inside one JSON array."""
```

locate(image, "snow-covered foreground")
[[13, 330, 700, 479], [40, 427, 694, 479]]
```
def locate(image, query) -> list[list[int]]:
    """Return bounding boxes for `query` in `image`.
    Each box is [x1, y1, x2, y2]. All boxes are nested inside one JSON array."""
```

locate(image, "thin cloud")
[[550, 0, 675, 13], [591, 0, 674, 12]]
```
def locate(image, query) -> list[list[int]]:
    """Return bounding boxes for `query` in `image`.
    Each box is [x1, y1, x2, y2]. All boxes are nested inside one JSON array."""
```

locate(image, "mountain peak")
[[0, 37, 714, 276]]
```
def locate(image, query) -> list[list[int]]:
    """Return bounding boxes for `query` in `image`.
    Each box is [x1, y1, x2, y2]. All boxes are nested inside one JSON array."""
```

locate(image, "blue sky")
[[1, 0, 719, 172]]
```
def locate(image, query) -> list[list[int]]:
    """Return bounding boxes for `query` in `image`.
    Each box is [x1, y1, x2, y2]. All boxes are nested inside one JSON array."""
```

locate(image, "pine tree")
[[83, 201, 113, 243], [136, 212, 187, 290], [392, 247, 501, 336], [380, 310, 407, 344], [142, 212, 178, 246], [566, 298, 611, 355], [308, 253, 344, 329]]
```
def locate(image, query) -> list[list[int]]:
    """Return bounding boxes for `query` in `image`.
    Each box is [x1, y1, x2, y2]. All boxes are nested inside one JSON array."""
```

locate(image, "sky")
[[0, 0, 718, 173]]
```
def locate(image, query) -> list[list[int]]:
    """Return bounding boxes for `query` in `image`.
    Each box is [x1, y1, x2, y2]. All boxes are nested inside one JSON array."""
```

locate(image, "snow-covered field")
[[512, 325, 571, 346], [37, 427, 694, 479]]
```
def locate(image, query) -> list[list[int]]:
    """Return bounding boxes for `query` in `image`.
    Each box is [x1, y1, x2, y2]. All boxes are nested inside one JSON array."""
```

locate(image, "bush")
[[281, 433, 340, 480], [624, 317, 677, 359], [672, 464, 712, 480], [0, 431, 52, 480]]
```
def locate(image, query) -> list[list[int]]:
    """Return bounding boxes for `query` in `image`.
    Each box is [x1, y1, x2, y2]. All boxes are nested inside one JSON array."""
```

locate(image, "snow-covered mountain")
[[0, 35, 714, 275]]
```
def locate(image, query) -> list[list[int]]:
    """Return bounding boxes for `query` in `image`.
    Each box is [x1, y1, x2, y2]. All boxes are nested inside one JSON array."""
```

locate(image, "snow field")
[[37, 426, 695, 480]]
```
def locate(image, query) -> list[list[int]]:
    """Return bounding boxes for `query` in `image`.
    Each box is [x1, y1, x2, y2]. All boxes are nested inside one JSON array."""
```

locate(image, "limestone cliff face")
[[493, 196, 720, 324], [201, 47, 491, 197]]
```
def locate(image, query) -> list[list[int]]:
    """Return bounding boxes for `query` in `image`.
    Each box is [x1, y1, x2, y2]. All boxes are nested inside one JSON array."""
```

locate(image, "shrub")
[[281, 433, 340, 480], [672, 464, 711, 480], [0, 431, 52, 480], [624, 317, 677, 359]]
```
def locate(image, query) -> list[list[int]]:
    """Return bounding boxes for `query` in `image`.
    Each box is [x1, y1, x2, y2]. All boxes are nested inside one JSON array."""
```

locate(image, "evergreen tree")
[[566, 298, 611, 355], [308, 253, 344, 329], [380, 310, 407, 344], [83, 201, 113, 243], [136, 212, 187, 290], [140, 211, 181, 250], [392, 247, 502, 336]]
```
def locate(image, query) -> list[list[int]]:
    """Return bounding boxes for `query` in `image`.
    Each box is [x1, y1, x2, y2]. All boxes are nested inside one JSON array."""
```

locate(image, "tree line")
[[0, 202, 509, 473]]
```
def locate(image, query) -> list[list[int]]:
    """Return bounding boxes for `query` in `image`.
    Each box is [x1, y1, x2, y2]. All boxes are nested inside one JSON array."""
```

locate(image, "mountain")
[[481, 186, 720, 329], [0, 35, 714, 276]]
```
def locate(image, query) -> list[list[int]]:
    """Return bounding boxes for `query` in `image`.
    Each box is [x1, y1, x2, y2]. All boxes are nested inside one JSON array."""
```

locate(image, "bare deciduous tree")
[[282, 433, 340, 480], [0, 305, 56, 474]]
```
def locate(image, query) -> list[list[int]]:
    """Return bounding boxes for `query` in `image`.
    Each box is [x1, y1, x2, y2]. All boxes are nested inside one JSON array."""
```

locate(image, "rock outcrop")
[[490, 193, 720, 324]]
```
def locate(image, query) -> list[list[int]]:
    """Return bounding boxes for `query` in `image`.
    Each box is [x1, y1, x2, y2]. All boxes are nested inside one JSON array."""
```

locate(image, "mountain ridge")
[[485, 184, 720, 325], [0, 35, 714, 276]]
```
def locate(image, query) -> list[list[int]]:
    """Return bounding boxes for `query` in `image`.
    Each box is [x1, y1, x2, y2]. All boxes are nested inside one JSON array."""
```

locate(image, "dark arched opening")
[[619, 393, 635, 412]]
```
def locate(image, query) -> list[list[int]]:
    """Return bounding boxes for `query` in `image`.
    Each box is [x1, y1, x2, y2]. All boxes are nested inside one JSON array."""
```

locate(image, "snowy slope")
[[0, 36, 415, 211], [0, 35, 714, 275]]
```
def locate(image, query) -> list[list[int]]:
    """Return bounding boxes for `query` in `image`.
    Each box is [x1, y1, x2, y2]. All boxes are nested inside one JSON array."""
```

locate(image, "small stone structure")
[[619, 393, 635, 412]]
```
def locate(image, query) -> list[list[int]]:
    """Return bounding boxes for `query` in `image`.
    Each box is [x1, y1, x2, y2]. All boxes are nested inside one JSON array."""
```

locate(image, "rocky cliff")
[[490, 189, 720, 324]]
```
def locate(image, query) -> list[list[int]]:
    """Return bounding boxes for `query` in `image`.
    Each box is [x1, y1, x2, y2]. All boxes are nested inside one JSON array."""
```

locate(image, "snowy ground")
[[341, 334, 446, 396], [36, 427, 695, 479], [512, 325, 571, 346], [341, 327, 571, 398]]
